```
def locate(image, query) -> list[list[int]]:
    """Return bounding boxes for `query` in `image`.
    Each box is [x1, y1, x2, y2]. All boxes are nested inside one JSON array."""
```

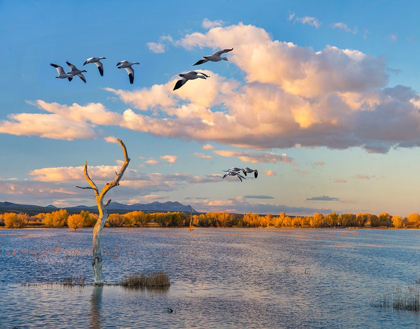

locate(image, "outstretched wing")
[[193, 58, 208, 66], [198, 72, 210, 78], [254, 170, 258, 178], [77, 73, 86, 83], [213, 48, 233, 56], [95, 61, 104, 76], [66, 61, 76, 70], [124, 67, 134, 84], [50, 63, 64, 75], [173, 78, 187, 91]]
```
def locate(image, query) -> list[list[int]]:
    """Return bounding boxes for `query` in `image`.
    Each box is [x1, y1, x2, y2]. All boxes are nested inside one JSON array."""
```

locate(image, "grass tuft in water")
[[374, 286, 420, 311], [61, 275, 86, 287], [121, 272, 170, 288]]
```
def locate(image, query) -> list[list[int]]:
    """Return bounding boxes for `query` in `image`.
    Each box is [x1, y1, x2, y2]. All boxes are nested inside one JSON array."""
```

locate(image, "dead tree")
[[77, 139, 130, 284]]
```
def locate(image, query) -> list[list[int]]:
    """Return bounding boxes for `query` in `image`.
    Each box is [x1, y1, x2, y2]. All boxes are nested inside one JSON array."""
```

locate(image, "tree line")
[[1, 209, 419, 229]]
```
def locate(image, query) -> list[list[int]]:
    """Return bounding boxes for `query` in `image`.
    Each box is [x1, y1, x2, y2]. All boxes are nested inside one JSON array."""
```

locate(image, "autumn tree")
[[68, 214, 85, 230], [4, 213, 28, 228], [76, 139, 130, 285]]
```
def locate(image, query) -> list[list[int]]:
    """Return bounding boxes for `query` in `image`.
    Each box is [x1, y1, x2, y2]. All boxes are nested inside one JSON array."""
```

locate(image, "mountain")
[[0, 201, 197, 214]]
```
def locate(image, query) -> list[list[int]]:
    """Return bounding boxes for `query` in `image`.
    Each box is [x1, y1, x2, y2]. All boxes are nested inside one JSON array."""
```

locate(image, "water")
[[1, 228, 419, 328]]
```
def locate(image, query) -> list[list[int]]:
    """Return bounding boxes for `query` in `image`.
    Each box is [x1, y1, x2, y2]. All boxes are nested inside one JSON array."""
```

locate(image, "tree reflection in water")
[[90, 286, 103, 329]]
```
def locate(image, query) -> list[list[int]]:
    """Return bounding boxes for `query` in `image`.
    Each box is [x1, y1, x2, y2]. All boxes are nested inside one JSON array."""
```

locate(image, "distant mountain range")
[[0, 201, 197, 215]]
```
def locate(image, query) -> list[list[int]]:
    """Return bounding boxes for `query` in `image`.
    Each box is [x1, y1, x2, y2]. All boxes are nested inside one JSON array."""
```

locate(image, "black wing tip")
[[50, 63, 57, 67], [98, 67, 104, 76], [194, 60, 205, 66], [129, 73, 134, 84], [68, 77, 73, 82], [83, 61, 87, 66], [173, 80, 184, 91]]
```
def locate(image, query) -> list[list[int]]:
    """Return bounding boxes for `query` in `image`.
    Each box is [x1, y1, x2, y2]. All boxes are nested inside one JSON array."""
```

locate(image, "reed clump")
[[61, 275, 86, 287], [374, 286, 420, 311], [121, 271, 170, 288]]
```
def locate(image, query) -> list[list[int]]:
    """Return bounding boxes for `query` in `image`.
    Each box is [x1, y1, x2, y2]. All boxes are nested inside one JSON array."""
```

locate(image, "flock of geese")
[[50, 48, 233, 89], [51, 48, 258, 183], [222, 167, 259, 182]]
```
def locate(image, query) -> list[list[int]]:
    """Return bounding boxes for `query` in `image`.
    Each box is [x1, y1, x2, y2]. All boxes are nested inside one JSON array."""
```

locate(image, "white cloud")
[[332, 22, 357, 34], [105, 136, 118, 143], [202, 18, 225, 29], [214, 150, 294, 164], [294, 16, 321, 28], [202, 144, 215, 150], [333, 179, 347, 183], [264, 170, 277, 176], [160, 155, 177, 163], [146, 42, 165, 53]]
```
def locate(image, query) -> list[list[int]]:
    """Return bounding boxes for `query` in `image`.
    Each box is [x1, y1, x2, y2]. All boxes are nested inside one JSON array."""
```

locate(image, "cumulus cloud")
[[202, 18, 225, 29], [160, 155, 177, 163], [306, 196, 339, 201], [105, 136, 118, 143], [202, 144, 215, 150], [264, 170, 277, 176], [194, 152, 212, 159], [146, 42, 165, 53], [145, 159, 160, 166], [214, 150, 294, 164]]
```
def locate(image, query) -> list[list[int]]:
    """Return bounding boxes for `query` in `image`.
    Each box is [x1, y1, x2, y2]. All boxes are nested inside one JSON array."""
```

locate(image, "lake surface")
[[1, 228, 420, 328]]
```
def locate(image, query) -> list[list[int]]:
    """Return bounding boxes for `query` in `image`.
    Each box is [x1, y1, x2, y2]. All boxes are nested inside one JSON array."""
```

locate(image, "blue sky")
[[0, 0, 419, 215]]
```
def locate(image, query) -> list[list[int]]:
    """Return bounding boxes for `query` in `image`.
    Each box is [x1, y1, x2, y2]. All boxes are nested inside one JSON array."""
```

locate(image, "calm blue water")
[[0, 228, 419, 328]]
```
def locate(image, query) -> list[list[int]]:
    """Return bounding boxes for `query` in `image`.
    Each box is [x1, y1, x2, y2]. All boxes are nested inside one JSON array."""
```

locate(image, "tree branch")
[[83, 161, 99, 196], [76, 186, 96, 190], [105, 199, 112, 207], [100, 139, 130, 198]]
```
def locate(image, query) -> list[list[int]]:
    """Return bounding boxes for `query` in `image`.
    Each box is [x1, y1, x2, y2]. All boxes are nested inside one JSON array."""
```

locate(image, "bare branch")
[[83, 161, 99, 196], [100, 139, 130, 198], [76, 186, 95, 190], [105, 199, 112, 207]]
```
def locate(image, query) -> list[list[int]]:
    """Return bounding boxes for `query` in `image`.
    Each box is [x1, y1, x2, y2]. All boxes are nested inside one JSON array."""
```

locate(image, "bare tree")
[[77, 139, 130, 284]]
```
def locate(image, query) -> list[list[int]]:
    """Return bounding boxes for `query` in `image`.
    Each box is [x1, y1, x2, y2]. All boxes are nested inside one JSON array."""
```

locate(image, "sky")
[[0, 0, 419, 216]]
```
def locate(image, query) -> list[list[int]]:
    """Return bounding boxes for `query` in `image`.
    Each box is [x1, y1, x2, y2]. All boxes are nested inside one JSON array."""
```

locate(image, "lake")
[[1, 228, 420, 328]]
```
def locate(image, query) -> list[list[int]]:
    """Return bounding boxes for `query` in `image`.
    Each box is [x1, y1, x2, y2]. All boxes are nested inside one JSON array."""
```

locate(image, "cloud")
[[294, 16, 321, 28], [160, 155, 177, 163], [243, 195, 274, 199], [214, 150, 294, 164], [202, 144, 215, 150], [105, 136, 118, 143], [363, 29, 370, 40], [340, 199, 357, 204], [264, 170, 277, 176], [146, 42, 165, 53], [128, 195, 169, 202], [332, 22, 357, 34], [356, 174, 377, 180], [333, 179, 347, 183], [145, 159, 160, 166], [202, 18, 225, 29], [313, 161, 326, 167], [294, 169, 309, 175], [306, 196, 339, 201], [388, 34, 398, 42], [194, 152, 212, 159]]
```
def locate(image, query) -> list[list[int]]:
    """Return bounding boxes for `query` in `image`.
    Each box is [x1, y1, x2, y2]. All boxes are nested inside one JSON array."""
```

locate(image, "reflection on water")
[[1, 228, 420, 328], [90, 286, 102, 329]]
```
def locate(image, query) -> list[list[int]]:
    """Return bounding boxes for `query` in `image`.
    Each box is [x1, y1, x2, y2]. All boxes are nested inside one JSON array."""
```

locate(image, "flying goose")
[[223, 167, 243, 173], [242, 167, 258, 178], [173, 71, 210, 91], [222, 170, 246, 182], [50, 63, 73, 81], [116, 61, 139, 84], [66, 61, 87, 83], [83, 57, 106, 76], [194, 48, 233, 66]]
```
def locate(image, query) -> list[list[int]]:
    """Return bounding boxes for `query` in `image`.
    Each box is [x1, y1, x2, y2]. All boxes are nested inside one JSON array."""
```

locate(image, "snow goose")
[[50, 63, 73, 81], [173, 71, 210, 91], [242, 167, 258, 178], [83, 57, 106, 76], [66, 61, 87, 83], [116, 61, 139, 84], [194, 48, 233, 66], [222, 170, 246, 182]]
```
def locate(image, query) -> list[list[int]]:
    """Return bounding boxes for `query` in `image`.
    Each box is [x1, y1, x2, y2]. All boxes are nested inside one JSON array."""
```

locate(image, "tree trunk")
[[77, 139, 130, 285]]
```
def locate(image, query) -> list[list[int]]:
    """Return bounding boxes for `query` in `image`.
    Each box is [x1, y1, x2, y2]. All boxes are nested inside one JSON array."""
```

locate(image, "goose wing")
[[77, 73, 86, 83], [198, 72, 210, 78], [124, 66, 134, 84], [117, 60, 127, 67], [254, 170, 258, 178], [95, 61, 104, 76], [213, 48, 233, 57], [193, 58, 208, 66], [66, 61, 77, 71], [50, 63, 65, 75], [173, 78, 187, 91]]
